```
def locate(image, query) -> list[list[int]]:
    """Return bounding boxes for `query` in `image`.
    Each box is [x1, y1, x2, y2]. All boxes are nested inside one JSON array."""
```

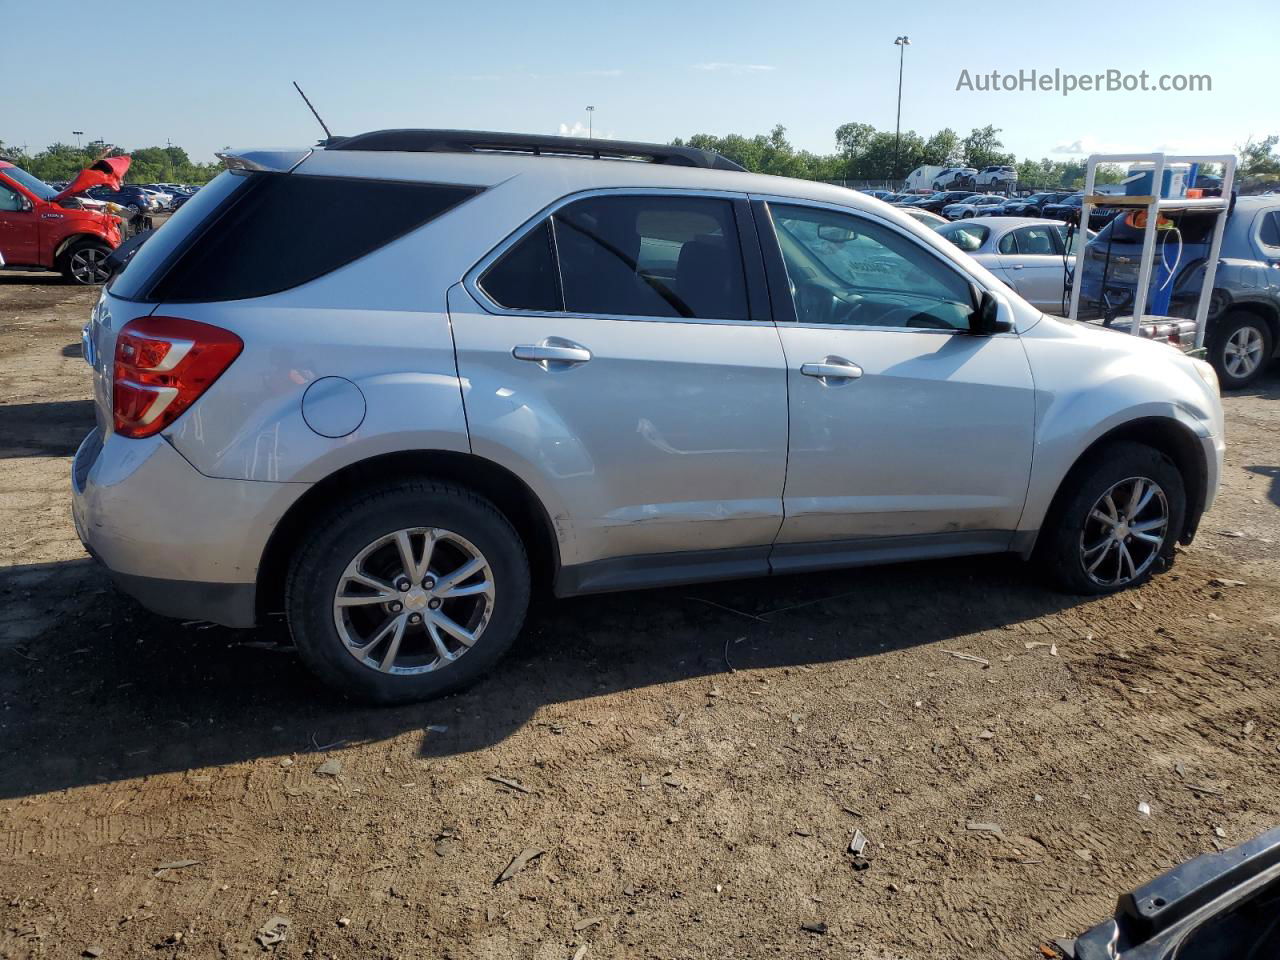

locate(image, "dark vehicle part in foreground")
[[1068, 825, 1280, 959]]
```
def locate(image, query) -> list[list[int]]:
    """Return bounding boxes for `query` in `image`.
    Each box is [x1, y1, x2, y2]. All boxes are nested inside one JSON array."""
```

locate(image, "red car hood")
[[53, 155, 131, 201]]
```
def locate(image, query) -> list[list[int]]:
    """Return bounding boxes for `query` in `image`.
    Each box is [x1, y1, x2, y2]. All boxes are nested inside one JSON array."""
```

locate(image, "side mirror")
[[18, 195, 33, 213], [969, 286, 1013, 335]]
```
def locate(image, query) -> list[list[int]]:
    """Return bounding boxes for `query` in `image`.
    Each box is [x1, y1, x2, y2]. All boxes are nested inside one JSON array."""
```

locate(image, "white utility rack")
[[1066, 152, 1236, 350]]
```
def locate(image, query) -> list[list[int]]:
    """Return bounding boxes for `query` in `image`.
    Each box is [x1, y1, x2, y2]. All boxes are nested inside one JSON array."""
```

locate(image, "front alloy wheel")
[[67, 245, 111, 284], [333, 527, 495, 675], [1079, 477, 1169, 587]]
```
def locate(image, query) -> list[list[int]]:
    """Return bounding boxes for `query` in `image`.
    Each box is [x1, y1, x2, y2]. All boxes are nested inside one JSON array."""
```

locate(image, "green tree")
[[1239, 135, 1280, 177], [961, 125, 1016, 170], [921, 128, 961, 166]]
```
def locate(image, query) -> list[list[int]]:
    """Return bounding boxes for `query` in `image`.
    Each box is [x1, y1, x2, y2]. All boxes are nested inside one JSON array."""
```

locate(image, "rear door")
[[755, 198, 1035, 564], [449, 189, 789, 581], [994, 223, 1067, 311]]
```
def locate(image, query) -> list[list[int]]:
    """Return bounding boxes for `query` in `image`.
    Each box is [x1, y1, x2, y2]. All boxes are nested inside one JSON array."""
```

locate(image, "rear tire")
[[59, 239, 113, 285], [1037, 442, 1186, 595], [1208, 312, 1273, 389], [285, 480, 530, 704]]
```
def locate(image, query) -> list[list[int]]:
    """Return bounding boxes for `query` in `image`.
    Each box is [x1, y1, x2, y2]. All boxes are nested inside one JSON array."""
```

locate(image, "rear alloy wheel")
[[332, 527, 495, 675], [1038, 442, 1186, 595], [1209, 313, 1272, 389], [286, 481, 529, 703], [62, 242, 113, 285]]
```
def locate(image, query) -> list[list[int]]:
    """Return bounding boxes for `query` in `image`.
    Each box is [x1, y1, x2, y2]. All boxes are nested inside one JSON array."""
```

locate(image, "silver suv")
[[73, 129, 1225, 703]]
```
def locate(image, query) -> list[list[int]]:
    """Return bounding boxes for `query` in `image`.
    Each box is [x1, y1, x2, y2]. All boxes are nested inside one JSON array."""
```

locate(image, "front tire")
[[1037, 442, 1186, 595], [60, 239, 113, 285], [1208, 312, 1273, 389], [285, 480, 530, 704]]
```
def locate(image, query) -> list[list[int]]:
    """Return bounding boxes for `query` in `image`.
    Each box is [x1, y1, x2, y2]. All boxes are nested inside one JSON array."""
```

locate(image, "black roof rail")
[[326, 129, 746, 172]]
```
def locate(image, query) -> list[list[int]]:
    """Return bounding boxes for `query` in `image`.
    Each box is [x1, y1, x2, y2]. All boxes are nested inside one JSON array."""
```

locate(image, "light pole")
[[585, 105, 595, 140], [73, 130, 84, 149], [893, 36, 910, 183]]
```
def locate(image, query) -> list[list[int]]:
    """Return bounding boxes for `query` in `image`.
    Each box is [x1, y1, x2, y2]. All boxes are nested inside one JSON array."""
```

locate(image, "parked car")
[[932, 166, 978, 190], [859, 189, 895, 201], [87, 185, 160, 216], [1040, 192, 1123, 230], [914, 190, 975, 213], [0, 159, 122, 283], [1080, 196, 1280, 387], [899, 207, 948, 227], [941, 194, 1008, 219], [74, 128, 1224, 703], [975, 164, 1017, 187], [936, 217, 1091, 313], [1002, 191, 1073, 217]]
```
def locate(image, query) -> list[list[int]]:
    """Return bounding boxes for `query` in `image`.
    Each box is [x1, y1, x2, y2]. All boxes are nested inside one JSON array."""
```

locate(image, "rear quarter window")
[[113, 171, 479, 303]]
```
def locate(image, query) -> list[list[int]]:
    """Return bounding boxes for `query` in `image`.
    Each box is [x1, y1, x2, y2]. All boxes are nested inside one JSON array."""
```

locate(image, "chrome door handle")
[[801, 358, 863, 382], [1011, 263, 1024, 270], [512, 340, 592, 366]]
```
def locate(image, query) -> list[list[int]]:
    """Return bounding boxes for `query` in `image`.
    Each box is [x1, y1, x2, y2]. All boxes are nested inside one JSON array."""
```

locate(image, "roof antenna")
[[292, 81, 334, 143]]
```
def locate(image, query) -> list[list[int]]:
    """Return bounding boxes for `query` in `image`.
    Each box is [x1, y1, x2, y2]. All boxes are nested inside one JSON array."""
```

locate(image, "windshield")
[[0, 164, 57, 201]]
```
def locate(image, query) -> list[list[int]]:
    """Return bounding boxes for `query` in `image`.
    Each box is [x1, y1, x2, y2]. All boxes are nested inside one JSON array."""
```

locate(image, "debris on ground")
[[496, 847, 545, 884], [1137, 801, 1151, 817], [848, 830, 868, 856], [1209, 577, 1247, 587], [314, 758, 343, 777], [487, 774, 532, 794], [942, 650, 990, 667], [572, 946, 589, 960], [801, 921, 828, 934], [152, 859, 201, 876], [254, 916, 290, 948], [573, 917, 604, 931]]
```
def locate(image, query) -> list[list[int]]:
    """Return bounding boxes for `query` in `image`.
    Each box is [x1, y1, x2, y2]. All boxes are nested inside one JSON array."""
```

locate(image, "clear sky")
[[4, 0, 1272, 164]]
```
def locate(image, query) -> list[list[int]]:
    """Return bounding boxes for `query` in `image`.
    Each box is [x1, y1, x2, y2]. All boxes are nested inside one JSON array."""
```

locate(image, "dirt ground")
[[0, 274, 1278, 960]]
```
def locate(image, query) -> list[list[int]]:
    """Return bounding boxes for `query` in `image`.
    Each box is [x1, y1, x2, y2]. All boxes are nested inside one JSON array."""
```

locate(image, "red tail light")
[[113, 316, 242, 438]]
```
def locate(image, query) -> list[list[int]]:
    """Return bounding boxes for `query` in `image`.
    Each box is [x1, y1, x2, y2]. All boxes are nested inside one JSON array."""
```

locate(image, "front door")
[[0, 182, 40, 265], [757, 199, 1035, 564], [449, 190, 789, 584]]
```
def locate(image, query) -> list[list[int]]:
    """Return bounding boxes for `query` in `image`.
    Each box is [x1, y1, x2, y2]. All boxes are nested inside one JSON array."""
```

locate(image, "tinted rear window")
[[113, 171, 478, 303], [109, 171, 246, 299]]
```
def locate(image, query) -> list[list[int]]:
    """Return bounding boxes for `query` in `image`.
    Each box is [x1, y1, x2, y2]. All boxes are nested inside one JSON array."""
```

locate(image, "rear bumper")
[[71, 428, 309, 627]]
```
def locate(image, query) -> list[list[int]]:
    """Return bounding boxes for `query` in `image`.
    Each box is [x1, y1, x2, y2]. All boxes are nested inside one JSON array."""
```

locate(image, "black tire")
[[285, 480, 530, 704], [59, 239, 114, 285], [1207, 312, 1273, 389], [1037, 442, 1186, 595]]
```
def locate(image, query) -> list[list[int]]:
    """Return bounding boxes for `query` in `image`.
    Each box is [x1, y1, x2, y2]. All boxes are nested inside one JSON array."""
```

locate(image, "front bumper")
[[72, 428, 309, 627]]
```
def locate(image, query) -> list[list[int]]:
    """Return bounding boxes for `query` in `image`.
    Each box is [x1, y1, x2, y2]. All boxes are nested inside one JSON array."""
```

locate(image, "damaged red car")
[[0, 155, 128, 284]]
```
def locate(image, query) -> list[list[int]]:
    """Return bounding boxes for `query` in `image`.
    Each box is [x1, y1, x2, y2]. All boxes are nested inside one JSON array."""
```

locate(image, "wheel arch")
[[53, 231, 112, 265], [256, 449, 561, 622], [1030, 416, 1208, 556]]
